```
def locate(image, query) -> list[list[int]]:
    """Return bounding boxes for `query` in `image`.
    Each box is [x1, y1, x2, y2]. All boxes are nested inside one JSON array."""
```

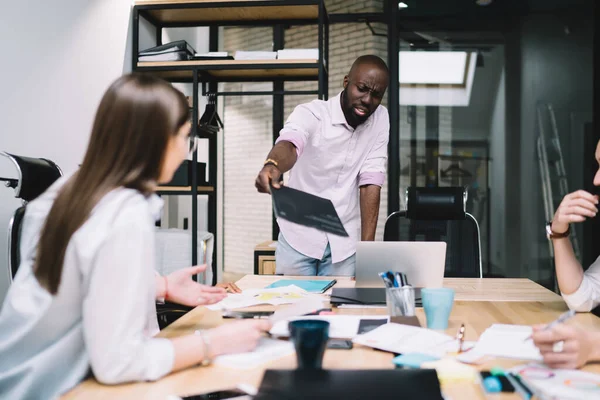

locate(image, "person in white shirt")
[[255, 55, 390, 276], [0, 74, 270, 400], [531, 138, 600, 369]]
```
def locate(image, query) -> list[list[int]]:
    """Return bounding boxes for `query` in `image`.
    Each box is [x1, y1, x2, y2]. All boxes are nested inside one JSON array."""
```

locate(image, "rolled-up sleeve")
[[359, 125, 389, 187], [82, 210, 174, 384], [561, 256, 600, 312], [275, 103, 321, 158]]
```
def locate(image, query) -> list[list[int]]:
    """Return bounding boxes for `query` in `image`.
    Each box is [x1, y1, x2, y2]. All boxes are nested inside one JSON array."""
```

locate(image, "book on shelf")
[[139, 51, 190, 62], [234, 51, 277, 60], [277, 48, 319, 60], [191, 51, 234, 61], [138, 40, 196, 62]]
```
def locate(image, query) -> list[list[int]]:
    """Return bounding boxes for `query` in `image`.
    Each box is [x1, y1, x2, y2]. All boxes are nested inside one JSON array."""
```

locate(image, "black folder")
[[254, 369, 443, 400], [330, 288, 422, 307], [271, 185, 348, 237]]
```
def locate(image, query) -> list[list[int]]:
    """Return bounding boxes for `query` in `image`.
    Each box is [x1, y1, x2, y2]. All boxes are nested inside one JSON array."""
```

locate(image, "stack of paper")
[[352, 323, 454, 357], [234, 51, 277, 60], [213, 337, 294, 369], [277, 48, 319, 60], [511, 363, 600, 400], [206, 285, 323, 310], [472, 324, 542, 361]]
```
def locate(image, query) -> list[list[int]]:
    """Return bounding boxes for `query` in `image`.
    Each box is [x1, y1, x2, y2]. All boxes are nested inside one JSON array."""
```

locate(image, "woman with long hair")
[[0, 74, 269, 399]]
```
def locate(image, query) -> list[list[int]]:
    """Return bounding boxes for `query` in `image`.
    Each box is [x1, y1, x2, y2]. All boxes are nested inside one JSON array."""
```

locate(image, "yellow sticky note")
[[421, 358, 478, 383]]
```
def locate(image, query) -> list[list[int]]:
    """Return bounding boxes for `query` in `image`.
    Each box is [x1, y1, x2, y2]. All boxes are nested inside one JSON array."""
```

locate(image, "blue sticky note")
[[265, 279, 337, 293], [392, 353, 440, 369]]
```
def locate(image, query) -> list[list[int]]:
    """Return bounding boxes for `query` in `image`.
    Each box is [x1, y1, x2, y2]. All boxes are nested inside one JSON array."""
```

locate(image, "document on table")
[[352, 323, 454, 357], [213, 338, 294, 369], [472, 324, 542, 361], [206, 285, 323, 310], [511, 363, 600, 400], [270, 315, 389, 339]]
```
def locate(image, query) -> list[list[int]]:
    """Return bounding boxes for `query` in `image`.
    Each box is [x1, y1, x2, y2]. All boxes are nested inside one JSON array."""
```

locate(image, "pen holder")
[[386, 287, 415, 317]]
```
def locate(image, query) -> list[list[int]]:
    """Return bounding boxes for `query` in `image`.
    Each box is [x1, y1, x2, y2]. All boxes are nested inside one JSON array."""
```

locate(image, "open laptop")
[[355, 241, 447, 288], [330, 242, 446, 306]]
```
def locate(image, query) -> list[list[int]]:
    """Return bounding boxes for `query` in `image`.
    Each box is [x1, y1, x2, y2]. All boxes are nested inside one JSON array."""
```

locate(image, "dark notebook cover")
[[139, 39, 196, 56], [254, 369, 443, 400], [271, 185, 348, 237]]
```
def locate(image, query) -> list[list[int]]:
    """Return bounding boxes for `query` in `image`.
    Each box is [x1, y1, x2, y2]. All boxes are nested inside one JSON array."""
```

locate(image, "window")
[[399, 51, 470, 86]]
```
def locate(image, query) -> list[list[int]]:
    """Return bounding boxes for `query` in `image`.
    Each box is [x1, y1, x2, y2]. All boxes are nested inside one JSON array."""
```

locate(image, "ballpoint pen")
[[456, 323, 466, 353], [524, 309, 576, 341]]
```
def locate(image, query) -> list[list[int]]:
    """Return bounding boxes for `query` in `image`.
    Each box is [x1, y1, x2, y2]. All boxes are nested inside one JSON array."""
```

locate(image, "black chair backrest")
[[384, 187, 482, 278], [8, 206, 26, 280], [1, 152, 63, 202], [2, 152, 62, 280]]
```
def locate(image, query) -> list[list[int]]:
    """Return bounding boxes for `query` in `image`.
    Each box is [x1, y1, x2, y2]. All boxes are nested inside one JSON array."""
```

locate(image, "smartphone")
[[179, 388, 249, 400], [222, 310, 273, 319], [479, 371, 515, 393], [327, 339, 353, 350]]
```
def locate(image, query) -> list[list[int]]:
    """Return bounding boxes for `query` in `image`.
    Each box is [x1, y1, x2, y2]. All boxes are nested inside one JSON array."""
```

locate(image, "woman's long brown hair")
[[35, 74, 189, 294]]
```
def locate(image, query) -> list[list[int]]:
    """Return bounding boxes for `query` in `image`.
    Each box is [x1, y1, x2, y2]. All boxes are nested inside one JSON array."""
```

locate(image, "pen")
[[524, 309, 576, 341], [507, 372, 533, 400]]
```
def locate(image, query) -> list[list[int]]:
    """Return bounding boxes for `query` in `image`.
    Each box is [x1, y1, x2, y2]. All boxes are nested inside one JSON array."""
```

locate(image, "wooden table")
[[63, 276, 600, 400]]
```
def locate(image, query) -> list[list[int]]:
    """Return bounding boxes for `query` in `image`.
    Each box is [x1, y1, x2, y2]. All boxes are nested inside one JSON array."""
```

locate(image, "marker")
[[507, 372, 533, 400], [378, 272, 394, 288], [386, 271, 399, 287]]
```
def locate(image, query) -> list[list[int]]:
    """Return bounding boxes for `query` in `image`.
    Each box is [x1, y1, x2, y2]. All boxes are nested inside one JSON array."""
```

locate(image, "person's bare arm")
[[255, 141, 298, 194], [360, 185, 381, 241], [170, 320, 270, 372], [552, 190, 598, 294]]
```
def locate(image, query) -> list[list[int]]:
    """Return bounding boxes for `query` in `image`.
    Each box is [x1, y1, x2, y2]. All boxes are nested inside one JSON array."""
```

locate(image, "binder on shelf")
[[162, 160, 208, 188], [138, 40, 196, 62]]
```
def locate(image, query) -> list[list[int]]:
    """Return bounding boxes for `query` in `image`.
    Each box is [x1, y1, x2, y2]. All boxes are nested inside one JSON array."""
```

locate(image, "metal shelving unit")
[[132, 0, 329, 283]]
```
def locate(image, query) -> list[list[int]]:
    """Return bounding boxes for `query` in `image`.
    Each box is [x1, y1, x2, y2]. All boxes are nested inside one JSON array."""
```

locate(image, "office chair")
[[384, 187, 483, 278], [1, 152, 63, 281]]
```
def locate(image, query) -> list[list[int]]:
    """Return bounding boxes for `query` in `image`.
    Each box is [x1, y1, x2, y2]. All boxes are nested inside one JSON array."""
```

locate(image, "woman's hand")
[[531, 323, 598, 369], [216, 282, 242, 293], [552, 190, 598, 233], [162, 265, 226, 307], [205, 320, 272, 357]]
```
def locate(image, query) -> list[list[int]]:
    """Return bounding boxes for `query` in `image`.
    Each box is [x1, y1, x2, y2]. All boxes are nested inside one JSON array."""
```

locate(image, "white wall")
[[0, 1, 211, 303], [0, 0, 134, 304]]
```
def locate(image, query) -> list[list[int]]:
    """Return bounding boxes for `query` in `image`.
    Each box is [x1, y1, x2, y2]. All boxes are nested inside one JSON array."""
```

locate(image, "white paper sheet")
[[270, 315, 389, 339], [511, 363, 600, 400], [212, 338, 295, 369], [206, 285, 322, 310], [472, 324, 542, 361], [352, 323, 454, 357], [269, 297, 325, 323]]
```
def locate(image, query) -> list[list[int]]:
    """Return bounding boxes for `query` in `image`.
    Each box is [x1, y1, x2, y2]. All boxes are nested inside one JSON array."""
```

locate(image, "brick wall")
[[222, 0, 389, 274]]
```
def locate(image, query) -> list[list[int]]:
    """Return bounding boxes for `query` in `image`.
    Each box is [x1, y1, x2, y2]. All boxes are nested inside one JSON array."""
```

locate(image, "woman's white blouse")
[[0, 178, 174, 399], [561, 255, 600, 312]]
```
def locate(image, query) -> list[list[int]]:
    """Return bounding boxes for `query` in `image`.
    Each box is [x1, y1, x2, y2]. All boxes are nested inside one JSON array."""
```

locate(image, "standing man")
[[255, 55, 390, 276]]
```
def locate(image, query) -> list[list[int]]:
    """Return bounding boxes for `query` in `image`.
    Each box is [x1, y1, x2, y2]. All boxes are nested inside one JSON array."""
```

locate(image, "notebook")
[[254, 369, 443, 400], [265, 279, 336, 293], [270, 185, 348, 237]]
